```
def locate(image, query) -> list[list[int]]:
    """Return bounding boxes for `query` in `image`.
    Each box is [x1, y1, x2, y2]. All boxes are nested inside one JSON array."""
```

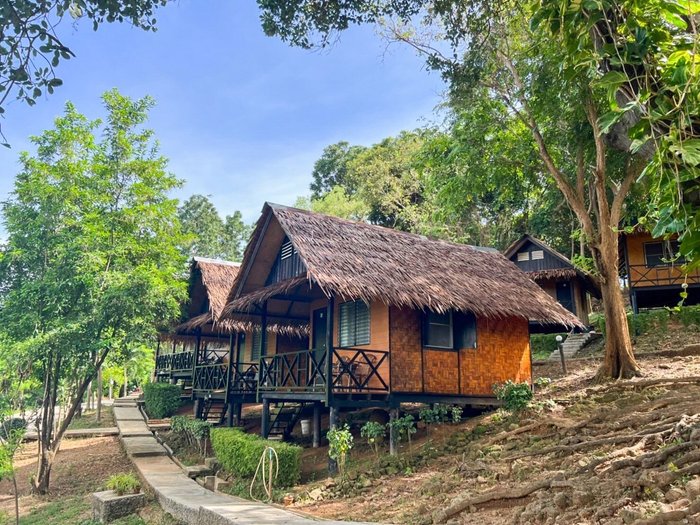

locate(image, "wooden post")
[[557, 336, 567, 375], [227, 403, 236, 427], [313, 401, 321, 448], [234, 403, 243, 427], [193, 398, 201, 420], [389, 407, 399, 456], [325, 296, 335, 404], [261, 301, 268, 357], [328, 405, 338, 475], [225, 333, 236, 424], [261, 398, 270, 439]]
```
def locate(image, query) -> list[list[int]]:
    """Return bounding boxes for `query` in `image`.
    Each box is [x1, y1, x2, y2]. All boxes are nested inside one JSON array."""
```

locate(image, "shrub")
[[210, 428, 302, 487], [676, 305, 700, 327], [327, 424, 354, 479], [0, 418, 26, 441], [171, 415, 211, 456], [493, 381, 533, 412], [106, 472, 140, 495], [143, 382, 181, 419], [534, 376, 552, 389], [450, 405, 462, 424], [388, 414, 417, 452], [529, 334, 562, 360], [360, 421, 386, 457]]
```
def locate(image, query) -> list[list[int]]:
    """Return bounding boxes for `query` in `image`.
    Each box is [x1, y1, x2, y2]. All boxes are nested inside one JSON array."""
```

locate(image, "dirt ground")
[[288, 352, 700, 525], [0, 436, 179, 524]]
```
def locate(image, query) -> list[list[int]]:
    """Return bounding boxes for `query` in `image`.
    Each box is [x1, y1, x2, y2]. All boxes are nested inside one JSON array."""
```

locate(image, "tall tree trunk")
[[594, 229, 641, 380], [12, 473, 19, 525], [96, 366, 103, 422], [108, 379, 113, 400], [33, 348, 109, 494], [123, 367, 128, 398]]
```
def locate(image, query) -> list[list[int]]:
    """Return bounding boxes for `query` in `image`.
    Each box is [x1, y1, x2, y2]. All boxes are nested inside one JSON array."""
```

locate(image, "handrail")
[[628, 263, 700, 287], [193, 362, 228, 392], [170, 350, 194, 371], [231, 362, 259, 394], [332, 348, 390, 393], [258, 348, 327, 393], [258, 348, 390, 395]]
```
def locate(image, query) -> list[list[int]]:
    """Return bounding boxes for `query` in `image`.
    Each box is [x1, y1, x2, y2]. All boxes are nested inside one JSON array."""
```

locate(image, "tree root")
[[506, 432, 665, 460], [431, 472, 566, 524], [631, 498, 700, 524], [605, 441, 696, 473]]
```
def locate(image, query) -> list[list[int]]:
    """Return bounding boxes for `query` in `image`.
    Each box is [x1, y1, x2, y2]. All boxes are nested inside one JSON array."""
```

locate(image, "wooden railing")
[[258, 348, 390, 395], [230, 362, 259, 394], [629, 264, 700, 288], [171, 351, 194, 371], [193, 363, 228, 392], [155, 354, 172, 374], [332, 348, 390, 393], [258, 349, 327, 393]]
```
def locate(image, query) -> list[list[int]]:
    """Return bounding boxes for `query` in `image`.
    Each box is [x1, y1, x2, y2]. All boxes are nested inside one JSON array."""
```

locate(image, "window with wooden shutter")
[[251, 329, 262, 360], [339, 300, 370, 346], [454, 312, 477, 349], [424, 311, 453, 349]]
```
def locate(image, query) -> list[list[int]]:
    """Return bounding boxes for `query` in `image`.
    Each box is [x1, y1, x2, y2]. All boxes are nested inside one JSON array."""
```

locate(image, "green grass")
[[67, 406, 115, 430]]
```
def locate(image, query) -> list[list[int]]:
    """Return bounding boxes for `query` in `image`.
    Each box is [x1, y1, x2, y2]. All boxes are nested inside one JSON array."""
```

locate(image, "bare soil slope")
[[291, 353, 700, 525]]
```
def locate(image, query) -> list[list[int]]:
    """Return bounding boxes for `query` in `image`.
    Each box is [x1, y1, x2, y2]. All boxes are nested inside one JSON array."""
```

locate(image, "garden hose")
[[250, 446, 279, 502]]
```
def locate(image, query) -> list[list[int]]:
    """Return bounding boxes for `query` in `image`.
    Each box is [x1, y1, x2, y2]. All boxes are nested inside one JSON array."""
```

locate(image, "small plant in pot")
[[105, 473, 141, 495]]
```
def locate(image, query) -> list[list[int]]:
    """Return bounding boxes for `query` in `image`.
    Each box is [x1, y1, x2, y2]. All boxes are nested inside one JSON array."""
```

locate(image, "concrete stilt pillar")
[[261, 399, 270, 439], [389, 407, 399, 456]]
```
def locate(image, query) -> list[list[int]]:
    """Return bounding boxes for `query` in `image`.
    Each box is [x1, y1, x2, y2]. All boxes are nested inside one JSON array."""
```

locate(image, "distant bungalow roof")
[[224, 203, 583, 328], [503, 234, 601, 299]]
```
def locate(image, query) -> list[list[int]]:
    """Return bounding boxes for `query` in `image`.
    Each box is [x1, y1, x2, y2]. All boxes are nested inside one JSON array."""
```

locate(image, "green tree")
[[310, 141, 366, 199], [257, 0, 651, 380], [0, 89, 186, 493], [0, 0, 171, 141], [178, 194, 250, 261]]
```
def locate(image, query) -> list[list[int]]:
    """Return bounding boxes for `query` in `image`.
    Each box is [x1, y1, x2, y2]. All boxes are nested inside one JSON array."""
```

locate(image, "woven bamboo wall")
[[459, 317, 531, 395], [390, 307, 531, 396]]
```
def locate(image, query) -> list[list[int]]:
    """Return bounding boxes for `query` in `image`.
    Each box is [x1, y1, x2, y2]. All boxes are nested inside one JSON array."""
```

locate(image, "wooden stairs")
[[266, 402, 306, 440], [200, 398, 228, 425]]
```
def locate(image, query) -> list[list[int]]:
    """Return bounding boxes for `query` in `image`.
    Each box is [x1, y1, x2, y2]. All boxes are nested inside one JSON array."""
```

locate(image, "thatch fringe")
[[177, 310, 309, 338], [528, 268, 579, 282], [226, 204, 584, 328]]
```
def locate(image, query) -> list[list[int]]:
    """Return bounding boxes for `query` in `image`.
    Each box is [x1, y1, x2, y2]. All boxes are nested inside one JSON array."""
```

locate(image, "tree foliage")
[[0, 89, 186, 492], [178, 194, 250, 262], [0, 0, 171, 142]]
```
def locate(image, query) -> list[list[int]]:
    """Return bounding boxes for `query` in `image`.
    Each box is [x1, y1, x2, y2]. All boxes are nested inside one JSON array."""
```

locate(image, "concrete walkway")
[[25, 427, 119, 440], [114, 396, 373, 525]]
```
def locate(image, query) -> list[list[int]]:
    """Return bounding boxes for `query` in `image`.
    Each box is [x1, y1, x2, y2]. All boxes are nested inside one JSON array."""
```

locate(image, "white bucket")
[[300, 419, 312, 436]]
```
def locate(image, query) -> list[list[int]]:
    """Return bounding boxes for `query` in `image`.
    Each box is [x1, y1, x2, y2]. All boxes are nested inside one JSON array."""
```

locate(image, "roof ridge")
[[193, 256, 241, 267]]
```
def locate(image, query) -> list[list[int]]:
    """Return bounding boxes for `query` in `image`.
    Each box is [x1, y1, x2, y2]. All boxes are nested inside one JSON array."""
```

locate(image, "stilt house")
[[503, 234, 600, 330], [222, 204, 582, 439], [155, 256, 308, 423], [621, 230, 700, 312]]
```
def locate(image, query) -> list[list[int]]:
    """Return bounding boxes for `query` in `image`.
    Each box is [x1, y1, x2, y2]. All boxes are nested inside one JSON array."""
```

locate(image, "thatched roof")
[[503, 234, 601, 299], [225, 204, 583, 327], [191, 257, 241, 321]]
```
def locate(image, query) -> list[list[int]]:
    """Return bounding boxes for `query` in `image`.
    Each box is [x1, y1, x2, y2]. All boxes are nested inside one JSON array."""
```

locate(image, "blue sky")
[[0, 0, 445, 224]]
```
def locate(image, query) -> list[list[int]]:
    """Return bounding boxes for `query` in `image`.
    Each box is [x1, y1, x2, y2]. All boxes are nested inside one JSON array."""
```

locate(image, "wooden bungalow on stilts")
[[221, 203, 582, 452], [503, 234, 600, 332], [154, 256, 309, 424], [620, 230, 700, 313]]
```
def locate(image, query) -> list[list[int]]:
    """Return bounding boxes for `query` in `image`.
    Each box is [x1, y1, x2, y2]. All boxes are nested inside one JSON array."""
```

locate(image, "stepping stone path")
[[113, 395, 377, 525]]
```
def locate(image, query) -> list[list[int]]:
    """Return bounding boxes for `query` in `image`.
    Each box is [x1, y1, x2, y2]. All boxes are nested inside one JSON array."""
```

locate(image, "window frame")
[[423, 311, 455, 350], [644, 240, 684, 268], [338, 300, 371, 347]]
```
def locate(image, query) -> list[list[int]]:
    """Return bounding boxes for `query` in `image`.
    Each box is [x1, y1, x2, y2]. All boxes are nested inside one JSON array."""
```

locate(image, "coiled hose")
[[250, 446, 279, 502]]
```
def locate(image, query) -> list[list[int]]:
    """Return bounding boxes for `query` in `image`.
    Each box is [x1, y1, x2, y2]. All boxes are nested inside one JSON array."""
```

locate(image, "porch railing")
[[258, 348, 390, 395], [171, 351, 194, 372], [629, 264, 700, 288], [230, 362, 259, 394], [193, 363, 228, 392], [332, 348, 390, 393], [155, 354, 172, 374], [258, 348, 327, 393]]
